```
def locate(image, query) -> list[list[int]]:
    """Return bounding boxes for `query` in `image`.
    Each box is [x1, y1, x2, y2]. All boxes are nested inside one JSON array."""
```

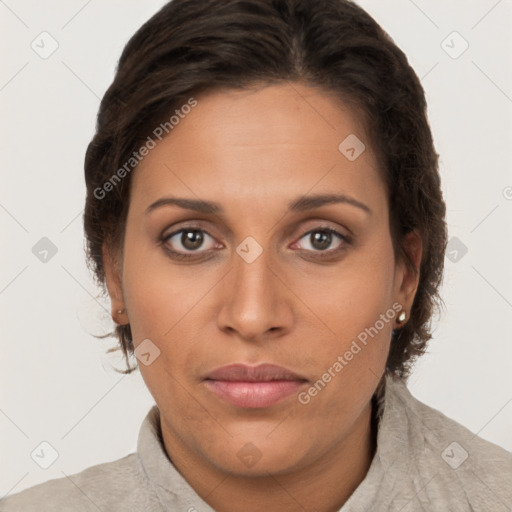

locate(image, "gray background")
[[1, 0, 511, 496]]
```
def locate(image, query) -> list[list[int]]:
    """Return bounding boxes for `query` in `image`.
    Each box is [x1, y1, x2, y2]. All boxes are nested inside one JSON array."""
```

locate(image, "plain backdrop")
[[1, 0, 511, 497]]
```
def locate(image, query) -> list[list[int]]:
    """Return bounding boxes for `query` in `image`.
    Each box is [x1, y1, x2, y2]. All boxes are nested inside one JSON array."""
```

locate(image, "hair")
[[83, 0, 447, 379]]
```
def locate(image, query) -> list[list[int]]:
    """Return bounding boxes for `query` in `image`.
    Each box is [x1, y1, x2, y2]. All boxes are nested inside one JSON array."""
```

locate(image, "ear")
[[102, 243, 128, 325], [393, 229, 422, 319]]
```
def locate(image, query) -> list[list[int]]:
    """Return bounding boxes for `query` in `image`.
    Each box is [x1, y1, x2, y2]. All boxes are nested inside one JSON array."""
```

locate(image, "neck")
[[161, 400, 377, 512]]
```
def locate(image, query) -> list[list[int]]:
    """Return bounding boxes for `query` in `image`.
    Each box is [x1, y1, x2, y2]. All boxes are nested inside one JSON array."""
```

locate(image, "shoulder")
[[0, 453, 162, 512], [385, 376, 512, 509]]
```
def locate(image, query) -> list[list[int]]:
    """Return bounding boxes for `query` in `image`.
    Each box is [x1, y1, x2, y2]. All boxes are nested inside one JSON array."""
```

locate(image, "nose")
[[217, 244, 294, 343]]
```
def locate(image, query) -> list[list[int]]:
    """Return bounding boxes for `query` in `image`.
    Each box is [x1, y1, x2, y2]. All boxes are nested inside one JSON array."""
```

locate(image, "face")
[[104, 82, 421, 478]]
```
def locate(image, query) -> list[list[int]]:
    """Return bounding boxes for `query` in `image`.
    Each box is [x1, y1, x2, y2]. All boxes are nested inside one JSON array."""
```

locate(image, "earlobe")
[[102, 243, 127, 325]]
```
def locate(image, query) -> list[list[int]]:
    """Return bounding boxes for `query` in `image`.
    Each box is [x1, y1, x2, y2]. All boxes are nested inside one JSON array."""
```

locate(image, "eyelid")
[[292, 226, 350, 252], [161, 225, 220, 250], [159, 220, 351, 258]]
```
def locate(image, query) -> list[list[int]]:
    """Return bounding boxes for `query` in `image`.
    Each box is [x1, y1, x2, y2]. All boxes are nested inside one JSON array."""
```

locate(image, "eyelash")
[[160, 225, 351, 261]]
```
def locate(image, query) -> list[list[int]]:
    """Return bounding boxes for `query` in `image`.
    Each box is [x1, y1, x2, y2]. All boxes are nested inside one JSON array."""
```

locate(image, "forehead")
[[130, 83, 385, 217]]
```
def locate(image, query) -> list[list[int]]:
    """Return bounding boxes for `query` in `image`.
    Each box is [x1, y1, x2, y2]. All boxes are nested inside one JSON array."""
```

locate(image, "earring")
[[117, 308, 126, 315], [396, 311, 407, 325]]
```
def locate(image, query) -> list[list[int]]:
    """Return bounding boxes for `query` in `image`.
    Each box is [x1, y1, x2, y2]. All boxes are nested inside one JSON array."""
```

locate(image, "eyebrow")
[[146, 193, 372, 216]]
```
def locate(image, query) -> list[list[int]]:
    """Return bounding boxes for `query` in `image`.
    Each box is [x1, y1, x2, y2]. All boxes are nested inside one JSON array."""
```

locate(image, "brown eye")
[[162, 228, 218, 256], [180, 230, 204, 250], [295, 228, 348, 253]]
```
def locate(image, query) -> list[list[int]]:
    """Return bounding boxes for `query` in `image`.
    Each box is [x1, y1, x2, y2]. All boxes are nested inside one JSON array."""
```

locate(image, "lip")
[[204, 363, 308, 408]]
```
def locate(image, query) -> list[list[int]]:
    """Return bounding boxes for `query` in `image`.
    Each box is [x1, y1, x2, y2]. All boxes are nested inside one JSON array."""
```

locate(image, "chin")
[[204, 431, 312, 477]]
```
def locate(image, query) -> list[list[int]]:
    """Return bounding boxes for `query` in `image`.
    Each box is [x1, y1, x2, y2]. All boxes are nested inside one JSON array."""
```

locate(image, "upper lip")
[[205, 363, 308, 382]]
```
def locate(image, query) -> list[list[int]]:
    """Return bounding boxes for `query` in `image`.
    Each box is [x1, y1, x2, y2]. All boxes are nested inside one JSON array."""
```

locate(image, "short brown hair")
[[84, 0, 447, 378]]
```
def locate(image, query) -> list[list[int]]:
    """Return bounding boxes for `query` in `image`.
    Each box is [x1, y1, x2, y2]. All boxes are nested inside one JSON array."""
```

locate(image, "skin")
[[103, 82, 422, 512]]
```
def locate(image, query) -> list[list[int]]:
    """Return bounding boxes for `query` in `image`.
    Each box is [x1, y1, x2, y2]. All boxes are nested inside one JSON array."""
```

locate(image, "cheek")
[[119, 235, 222, 394], [120, 231, 201, 342], [297, 232, 396, 343], [293, 234, 395, 404], [121, 215, 396, 390]]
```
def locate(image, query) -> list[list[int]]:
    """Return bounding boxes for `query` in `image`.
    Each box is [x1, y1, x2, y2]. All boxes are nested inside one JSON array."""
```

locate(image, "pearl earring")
[[397, 311, 406, 324]]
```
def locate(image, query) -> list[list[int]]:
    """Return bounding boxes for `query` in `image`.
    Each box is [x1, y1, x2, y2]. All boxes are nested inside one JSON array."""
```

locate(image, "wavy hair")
[[83, 0, 447, 378]]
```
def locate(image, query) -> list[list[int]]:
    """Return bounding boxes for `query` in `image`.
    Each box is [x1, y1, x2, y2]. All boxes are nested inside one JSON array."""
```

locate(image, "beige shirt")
[[2, 374, 511, 511]]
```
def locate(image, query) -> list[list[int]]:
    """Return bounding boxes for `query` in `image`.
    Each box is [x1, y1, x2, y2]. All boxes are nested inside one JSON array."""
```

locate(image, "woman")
[[2, 0, 511, 510]]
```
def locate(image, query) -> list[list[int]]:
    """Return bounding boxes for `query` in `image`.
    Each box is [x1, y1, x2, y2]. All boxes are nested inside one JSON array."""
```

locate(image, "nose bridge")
[[232, 241, 276, 312], [218, 238, 291, 338]]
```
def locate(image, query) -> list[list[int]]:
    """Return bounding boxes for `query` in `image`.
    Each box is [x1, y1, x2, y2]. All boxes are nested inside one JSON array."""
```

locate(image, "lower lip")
[[204, 380, 306, 408]]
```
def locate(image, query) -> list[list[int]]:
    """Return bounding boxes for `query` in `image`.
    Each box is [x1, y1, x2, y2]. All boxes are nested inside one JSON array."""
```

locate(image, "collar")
[[136, 405, 217, 511], [136, 373, 408, 511]]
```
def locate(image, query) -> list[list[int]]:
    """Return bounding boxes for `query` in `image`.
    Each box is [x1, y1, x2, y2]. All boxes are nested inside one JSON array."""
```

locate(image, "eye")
[[160, 225, 350, 261], [161, 227, 219, 258], [292, 227, 349, 255]]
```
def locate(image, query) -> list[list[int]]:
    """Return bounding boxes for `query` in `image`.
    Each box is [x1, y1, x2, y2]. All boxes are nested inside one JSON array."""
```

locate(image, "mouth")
[[204, 363, 309, 409]]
